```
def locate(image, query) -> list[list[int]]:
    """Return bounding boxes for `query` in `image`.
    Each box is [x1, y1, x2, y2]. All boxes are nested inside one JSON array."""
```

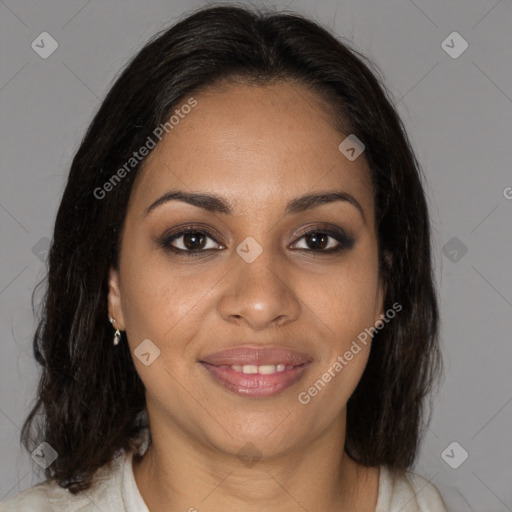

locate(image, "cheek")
[[117, 236, 175, 339], [317, 253, 381, 345], [120, 267, 193, 345], [298, 279, 376, 417], [299, 248, 379, 402], [119, 247, 224, 356]]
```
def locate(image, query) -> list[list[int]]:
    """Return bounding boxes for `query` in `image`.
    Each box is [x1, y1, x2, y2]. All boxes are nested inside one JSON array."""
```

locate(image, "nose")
[[217, 247, 302, 331]]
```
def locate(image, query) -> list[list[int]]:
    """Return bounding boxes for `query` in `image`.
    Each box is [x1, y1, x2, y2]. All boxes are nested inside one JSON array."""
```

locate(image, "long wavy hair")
[[20, 2, 442, 493]]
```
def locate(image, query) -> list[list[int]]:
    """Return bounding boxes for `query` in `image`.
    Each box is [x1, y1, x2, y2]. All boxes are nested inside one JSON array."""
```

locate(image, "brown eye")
[[292, 227, 355, 253], [159, 226, 224, 256], [301, 232, 331, 251], [177, 231, 208, 250], [159, 224, 355, 258]]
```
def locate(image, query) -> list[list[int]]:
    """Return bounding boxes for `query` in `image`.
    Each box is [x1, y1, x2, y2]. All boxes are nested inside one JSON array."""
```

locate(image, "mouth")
[[199, 346, 313, 398]]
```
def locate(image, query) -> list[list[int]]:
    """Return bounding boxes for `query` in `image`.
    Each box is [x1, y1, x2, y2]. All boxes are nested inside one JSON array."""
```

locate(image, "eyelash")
[[158, 224, 355, 257]]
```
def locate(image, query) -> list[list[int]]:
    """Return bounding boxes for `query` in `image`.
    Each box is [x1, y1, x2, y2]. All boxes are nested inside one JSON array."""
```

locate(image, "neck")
[[132, 411, 379, 512]]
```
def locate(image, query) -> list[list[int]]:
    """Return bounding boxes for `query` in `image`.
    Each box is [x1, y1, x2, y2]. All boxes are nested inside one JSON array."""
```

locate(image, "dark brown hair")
[[21, 2, 442, 493]]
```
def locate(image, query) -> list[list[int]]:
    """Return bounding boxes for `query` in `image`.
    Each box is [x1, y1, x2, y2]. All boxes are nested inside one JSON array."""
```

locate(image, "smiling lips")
[[199, 346, 312, 398]]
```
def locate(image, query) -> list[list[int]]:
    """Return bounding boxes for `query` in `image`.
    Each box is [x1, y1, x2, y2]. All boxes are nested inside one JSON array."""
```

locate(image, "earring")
[[109, 317, 122, 346]]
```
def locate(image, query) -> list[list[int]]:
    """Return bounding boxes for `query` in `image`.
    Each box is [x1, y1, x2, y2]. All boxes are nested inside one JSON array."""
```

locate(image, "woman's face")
[[108, 80, 385, 457]]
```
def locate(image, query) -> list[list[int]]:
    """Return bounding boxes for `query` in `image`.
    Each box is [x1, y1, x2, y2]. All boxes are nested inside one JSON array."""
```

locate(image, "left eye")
[[292, 230, 350, 252]]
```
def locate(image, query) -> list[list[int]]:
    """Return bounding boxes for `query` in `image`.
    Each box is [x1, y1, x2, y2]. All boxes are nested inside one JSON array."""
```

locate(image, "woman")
[[2, 3, 447, 511]]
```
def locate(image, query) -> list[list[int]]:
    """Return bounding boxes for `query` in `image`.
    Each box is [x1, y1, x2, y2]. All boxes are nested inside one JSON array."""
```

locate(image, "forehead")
[[131, 81, 374, 220]]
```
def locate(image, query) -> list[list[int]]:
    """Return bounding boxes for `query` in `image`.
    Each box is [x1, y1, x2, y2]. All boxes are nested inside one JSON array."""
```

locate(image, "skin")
[[108, 80, 385, 512]]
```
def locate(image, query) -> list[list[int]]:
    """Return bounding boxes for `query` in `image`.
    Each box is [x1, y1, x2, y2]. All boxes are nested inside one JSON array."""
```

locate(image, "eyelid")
[[160, 223, 224, 243], [293, 223, 352, 240]]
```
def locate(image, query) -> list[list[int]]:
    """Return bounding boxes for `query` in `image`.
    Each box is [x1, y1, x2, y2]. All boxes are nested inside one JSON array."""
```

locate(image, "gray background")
[[1, 0, 511, 510]]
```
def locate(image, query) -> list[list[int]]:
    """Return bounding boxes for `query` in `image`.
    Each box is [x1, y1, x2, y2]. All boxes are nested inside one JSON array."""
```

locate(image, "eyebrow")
[[144, 189, 366, 223]]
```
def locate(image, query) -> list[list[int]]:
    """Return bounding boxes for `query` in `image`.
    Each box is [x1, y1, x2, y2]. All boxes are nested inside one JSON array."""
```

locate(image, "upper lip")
[[200, 346, 313, 366]]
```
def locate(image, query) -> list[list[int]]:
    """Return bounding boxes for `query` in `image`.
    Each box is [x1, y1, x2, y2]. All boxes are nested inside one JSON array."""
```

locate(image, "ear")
[[108, 267, 125, 330]]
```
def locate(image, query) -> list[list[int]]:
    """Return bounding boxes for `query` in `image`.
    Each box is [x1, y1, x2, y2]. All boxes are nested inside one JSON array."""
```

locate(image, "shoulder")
[[0, 452, 126, 512], [377, 465, 448, 512], [0, 479, 87, 512]]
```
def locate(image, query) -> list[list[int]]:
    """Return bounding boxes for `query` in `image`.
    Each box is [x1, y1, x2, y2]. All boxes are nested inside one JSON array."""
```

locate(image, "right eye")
[[159, 226, 225, 256]]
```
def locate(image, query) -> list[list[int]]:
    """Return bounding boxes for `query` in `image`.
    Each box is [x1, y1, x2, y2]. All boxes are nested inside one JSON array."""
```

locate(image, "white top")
[[1, 432, 447, 511]]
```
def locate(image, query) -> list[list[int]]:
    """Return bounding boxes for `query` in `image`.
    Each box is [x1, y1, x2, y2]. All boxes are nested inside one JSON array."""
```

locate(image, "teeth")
[[258, 364, 277, 375], [242, 364, 259, 374], [228, 364, 293, 374]]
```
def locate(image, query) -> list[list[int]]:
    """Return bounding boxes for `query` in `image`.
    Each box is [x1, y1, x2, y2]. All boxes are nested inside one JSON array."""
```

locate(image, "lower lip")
[[200, 362, 311, 398]]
